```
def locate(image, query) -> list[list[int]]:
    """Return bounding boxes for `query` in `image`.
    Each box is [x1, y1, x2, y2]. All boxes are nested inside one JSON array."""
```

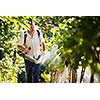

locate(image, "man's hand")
[[41, 42, 46, 54], [17, 45, 31, 54], [23, 48, 30, 54], [42, 51, 45, 55]]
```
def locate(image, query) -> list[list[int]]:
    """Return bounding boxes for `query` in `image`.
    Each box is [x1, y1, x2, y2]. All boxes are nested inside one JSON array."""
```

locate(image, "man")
[[17, 21, 46, 83]]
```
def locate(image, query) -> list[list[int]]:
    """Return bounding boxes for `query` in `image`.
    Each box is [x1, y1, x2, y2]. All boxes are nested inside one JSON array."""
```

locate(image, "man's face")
[[29, 24, 35, 33]]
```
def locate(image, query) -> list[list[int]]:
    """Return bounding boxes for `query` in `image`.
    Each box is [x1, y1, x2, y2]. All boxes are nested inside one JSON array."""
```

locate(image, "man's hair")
[[29, 20, 35, 26]]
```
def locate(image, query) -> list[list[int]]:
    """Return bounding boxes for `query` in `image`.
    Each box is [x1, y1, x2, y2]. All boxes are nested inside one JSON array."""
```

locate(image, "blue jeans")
[[24, 59, 40, 83]]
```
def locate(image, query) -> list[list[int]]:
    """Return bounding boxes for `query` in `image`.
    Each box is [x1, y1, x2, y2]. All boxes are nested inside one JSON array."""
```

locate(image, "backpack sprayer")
[[17, 47, 40, 63], [17, 47, 42, 64]]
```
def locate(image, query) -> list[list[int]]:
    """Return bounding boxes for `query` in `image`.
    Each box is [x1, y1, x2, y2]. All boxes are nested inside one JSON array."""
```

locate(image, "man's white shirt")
[[18, 30, 44, 59]]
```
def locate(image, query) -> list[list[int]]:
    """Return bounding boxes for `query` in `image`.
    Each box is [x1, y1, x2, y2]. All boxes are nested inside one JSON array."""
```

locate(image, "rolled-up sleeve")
[[17, 32, 24, 46]]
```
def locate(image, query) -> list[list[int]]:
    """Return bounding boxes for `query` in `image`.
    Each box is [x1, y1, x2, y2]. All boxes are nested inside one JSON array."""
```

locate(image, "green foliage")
[[41, 72, 51, 83], [0, 16, 100, 82], [0, 16, 32, 82]]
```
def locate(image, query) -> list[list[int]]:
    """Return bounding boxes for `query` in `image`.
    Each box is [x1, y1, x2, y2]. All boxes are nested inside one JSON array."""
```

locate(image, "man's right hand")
[[23, 48, 30, 54]]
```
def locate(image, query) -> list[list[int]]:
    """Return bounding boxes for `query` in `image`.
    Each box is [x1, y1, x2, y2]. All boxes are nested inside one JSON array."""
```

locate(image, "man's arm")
[[17, 32, 30, 53], [17, 45, 30, 53], [41, 42, 46, 53], [39, 32, 46, 54]]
